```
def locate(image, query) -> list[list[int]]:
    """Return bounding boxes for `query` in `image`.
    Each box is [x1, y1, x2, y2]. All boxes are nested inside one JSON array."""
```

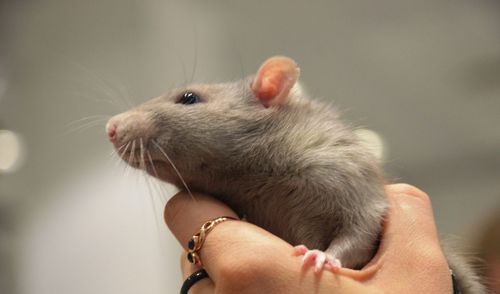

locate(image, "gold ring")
[[186, 216, 237, 266]]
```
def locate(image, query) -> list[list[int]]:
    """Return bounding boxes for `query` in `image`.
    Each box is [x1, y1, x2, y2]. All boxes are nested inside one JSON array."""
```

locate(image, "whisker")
[[143, 174, 166, 250], [123, 160, 131, 178], [68, 90, 117, 106], [65, 115, 111, 127], [71, 119, 107, 132], [152, 139, 194, 200], [109, 149, 126, 171], [110, 77, 134, 109], [158, 181, 171, 203], [117, 143, 128, 152], [128, 140, 136, 165], [64, 60, 125, 107], [65, 117, 108, 131], [236, 47, 245, 80], [61, 118, 109, 137], [146, 150, 159, 178], [178, 52, 188, 86], [117, 84, 133, 109], [115, 143, 129, 175], [137, 145, 167, 244], [119, 142, 131, 159], [146, 150, 169, 203], [106, 148, 117, 165], [109, 142, 128, 168], [40, 48, 129, 111], [139, 138, 146, 171], [189, 26, 198, 83], [152, 176, 170, 203], [107, 147, 119, 163], [119, 147, 129, 177]]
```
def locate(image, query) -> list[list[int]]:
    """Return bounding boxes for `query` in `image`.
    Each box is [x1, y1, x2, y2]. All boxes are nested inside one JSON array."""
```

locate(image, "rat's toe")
[[292, 245, 309, 256], [325, 256, 342, 271], [314, 251, 327, 273], [293, 247, 342, 274]]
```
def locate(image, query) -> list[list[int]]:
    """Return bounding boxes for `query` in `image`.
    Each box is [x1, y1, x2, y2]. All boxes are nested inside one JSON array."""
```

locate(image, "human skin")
[[164, 184, 453, 294]]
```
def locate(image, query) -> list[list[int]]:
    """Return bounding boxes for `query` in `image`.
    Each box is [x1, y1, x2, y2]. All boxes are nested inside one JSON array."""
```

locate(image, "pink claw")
[[292, 244, 342, 274], [292, 245, 308, 256], [326, 257, 342, 270]]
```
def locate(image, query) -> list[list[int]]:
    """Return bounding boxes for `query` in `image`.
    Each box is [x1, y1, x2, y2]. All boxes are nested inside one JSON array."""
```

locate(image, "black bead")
[[187, 252, 194, 263], [188, 239, 195, 250]]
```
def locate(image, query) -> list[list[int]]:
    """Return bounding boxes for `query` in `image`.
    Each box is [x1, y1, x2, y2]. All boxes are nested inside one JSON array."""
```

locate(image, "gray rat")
[[106, 56, 485, 293]]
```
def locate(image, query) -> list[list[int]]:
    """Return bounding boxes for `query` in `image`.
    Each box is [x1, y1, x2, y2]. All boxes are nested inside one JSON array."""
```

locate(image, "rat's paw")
[[292, 245, 342, 273]]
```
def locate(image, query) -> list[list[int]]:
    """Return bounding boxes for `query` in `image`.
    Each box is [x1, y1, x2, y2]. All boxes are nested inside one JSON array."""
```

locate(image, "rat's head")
[[106, 56, 301, 184]]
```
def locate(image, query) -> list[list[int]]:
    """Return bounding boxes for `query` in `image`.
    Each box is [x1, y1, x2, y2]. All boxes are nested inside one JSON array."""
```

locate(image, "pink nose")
[[106, 122, 117, 143]]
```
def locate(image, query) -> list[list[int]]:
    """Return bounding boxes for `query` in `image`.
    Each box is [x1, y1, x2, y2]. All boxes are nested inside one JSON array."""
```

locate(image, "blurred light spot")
[[0, 130, 24, 173], [354, 128, 386, 161]]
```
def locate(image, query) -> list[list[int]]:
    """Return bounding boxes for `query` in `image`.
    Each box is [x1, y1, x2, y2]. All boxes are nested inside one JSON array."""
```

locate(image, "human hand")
[[164, 184, 452, 294]]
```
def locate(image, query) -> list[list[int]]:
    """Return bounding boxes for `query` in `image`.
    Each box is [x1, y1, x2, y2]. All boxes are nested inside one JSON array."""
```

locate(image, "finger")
[[164, 191, 239, 250], [180, 251, 215, 294], [165, 191, 292, 284], [343, 184, 451, 292], [381, 184, 444, 260], [377, 184, 451, 292]]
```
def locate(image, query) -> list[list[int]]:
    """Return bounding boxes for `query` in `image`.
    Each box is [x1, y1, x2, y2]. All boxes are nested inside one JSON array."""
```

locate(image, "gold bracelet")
[[186, 216, 237, 266]]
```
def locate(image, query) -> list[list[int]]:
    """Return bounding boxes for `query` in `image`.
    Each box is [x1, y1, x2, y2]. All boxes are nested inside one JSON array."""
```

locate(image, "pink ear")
[[251, 56, 300, 107]]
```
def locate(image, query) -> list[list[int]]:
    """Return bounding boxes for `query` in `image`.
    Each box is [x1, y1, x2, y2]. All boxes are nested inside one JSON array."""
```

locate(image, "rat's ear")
[[251, 56, 300, 107]]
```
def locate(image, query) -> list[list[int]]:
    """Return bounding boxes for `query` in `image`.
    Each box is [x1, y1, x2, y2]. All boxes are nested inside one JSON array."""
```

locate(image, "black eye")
[[177, 92, 200, 105]]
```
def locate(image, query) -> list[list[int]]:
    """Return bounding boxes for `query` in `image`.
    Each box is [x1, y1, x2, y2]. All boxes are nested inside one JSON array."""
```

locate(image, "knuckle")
[[389, 183, 422, 197], [390, 183, 432, 206]]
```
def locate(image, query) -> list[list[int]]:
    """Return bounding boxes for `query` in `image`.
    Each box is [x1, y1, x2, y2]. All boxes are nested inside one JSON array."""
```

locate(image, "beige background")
[[0, 1, 499, 293]]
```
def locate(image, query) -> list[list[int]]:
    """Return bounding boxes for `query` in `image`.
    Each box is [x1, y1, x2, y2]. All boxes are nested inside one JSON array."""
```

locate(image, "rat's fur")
[[107, 60, 485, 293]]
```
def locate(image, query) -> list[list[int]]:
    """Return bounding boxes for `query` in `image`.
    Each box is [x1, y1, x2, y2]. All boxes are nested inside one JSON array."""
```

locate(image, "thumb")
[[344, 184, 452, 293]]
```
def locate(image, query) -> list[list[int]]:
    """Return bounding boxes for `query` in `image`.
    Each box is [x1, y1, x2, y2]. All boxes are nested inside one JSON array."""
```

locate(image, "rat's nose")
[[106, 111, 156, 148], [106, 122, 117, 143]]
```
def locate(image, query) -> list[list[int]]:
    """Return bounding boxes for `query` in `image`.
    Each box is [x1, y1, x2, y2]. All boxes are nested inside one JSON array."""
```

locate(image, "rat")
[[106, 56, 485, 293]]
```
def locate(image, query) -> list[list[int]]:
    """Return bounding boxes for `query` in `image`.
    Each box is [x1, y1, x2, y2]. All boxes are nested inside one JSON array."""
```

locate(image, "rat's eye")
[[177, 92, 200, 105]]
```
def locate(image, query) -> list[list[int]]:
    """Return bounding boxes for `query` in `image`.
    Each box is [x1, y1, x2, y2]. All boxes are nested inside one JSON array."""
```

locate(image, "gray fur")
[[443, 240, 488, 293], [108, 67, 485, 292]]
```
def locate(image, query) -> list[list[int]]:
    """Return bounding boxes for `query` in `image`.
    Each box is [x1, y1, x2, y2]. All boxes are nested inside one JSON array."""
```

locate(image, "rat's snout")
[[106, 111, 156, 148], [106, 122, 117, 143]]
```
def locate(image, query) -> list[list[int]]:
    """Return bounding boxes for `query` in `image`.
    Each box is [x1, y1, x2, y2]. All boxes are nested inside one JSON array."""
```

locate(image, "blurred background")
[[1, 1, 499, 293]]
